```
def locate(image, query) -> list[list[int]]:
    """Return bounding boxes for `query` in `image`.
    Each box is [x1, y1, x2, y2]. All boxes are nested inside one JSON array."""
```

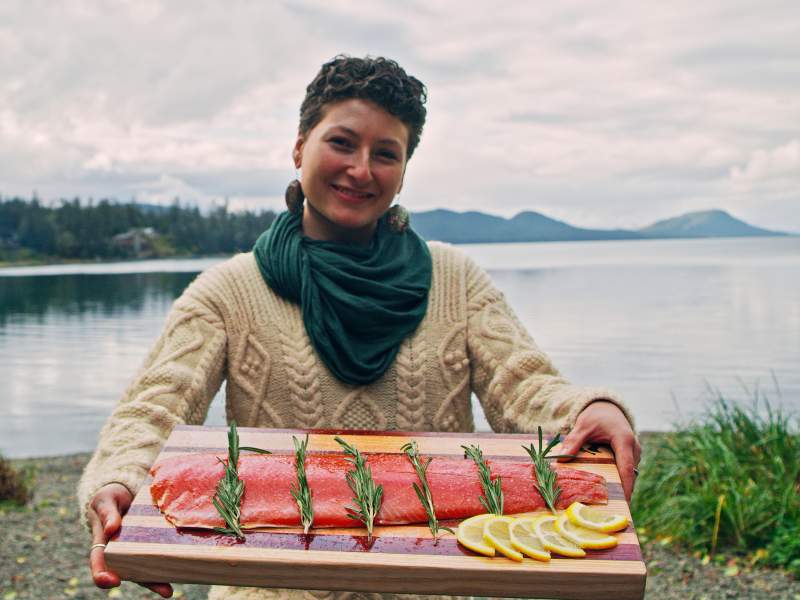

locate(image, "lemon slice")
[[533, 515, 586, 558], [565, 502, 629, 533], [554, 513, 619, 549], [509, 518, 550, 561], [456, 514, 495, 557], [483, 516, 524, 562]]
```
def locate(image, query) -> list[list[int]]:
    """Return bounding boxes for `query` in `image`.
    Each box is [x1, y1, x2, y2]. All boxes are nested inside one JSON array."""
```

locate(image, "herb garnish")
[[462, 443, 503, 515], [334, 436, 383, 540], [522, 426, 575, 514], [401, 441, 454, 540], [290, 434, 314, 534], [212, 421, 271, 540]]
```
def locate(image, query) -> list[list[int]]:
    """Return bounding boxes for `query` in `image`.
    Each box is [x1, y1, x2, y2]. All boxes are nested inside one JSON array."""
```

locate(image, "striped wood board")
[[105, 425, 646, 599]]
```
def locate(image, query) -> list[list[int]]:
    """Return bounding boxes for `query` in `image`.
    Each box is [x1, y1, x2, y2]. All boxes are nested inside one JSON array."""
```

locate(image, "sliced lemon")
[[483, 516, 524, 562], [456, 514, 495, 557], [516, 513, 552, 529], [509, 518, 550, 561], [565, 502, 629, 533], [534, 515, 586, 558], [554, 513, 619, 549]]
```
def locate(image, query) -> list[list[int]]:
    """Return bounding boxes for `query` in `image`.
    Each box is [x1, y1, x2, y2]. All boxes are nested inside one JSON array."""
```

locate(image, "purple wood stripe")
[[161, 446, 614, 465], [608, 483, 623, 500], [114, 525, 642, 561]]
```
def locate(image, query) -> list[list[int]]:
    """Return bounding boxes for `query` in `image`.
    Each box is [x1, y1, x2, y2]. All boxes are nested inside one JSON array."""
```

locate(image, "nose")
[[346, 149, 373, 185]]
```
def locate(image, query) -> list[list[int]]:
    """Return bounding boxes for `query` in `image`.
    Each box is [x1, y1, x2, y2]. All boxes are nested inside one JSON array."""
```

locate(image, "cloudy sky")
[[1, 0, 798, 231]]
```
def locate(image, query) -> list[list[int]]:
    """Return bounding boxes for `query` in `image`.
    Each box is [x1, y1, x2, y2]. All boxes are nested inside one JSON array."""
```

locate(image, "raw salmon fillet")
[[150, 453, 608, 530]]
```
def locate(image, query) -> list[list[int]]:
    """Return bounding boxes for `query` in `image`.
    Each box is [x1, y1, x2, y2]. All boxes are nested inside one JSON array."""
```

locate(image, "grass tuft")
[[631, 392, 799, 575], [0, 454, 34, 507]]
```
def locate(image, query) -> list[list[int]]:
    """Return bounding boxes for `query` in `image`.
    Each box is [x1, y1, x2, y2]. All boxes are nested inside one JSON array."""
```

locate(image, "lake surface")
[[1, 236, 798, 458]]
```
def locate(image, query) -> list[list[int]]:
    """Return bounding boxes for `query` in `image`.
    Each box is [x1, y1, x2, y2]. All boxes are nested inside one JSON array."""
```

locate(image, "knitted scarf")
[[253, 210, 432, 385]]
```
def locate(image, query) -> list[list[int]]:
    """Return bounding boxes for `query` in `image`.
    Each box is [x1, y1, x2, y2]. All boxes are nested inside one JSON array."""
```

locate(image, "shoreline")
[[3, 450, 798, 599], [2, 234, 798, 271]]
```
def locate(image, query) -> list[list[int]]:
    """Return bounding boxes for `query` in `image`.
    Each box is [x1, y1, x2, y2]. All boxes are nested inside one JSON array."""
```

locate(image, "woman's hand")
[[557, 400, 641, 502], [87, 483, 174, 598]]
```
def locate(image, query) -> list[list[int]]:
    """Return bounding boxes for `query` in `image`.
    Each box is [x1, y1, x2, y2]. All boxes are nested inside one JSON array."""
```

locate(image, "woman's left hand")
[[557, 400, 641, 502]]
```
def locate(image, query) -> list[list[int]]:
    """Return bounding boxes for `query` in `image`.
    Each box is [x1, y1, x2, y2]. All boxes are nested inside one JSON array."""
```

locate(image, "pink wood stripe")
[[114, 525, 642, 561], [161, 445, 615, 465]]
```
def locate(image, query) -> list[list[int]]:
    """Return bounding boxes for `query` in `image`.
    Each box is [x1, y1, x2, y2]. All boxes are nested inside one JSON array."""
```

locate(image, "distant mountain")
[[410, 208, 787, 244], [638, 209, 785, 238], [411, 209, 642, 243]]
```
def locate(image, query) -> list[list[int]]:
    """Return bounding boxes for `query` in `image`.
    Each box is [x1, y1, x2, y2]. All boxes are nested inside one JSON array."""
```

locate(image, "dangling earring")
[[285, 178, 304, 215], [386, 204, 410, 234]]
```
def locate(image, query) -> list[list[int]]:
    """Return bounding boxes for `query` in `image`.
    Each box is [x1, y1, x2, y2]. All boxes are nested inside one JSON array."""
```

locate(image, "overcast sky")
[[1, 0, 798, 231]]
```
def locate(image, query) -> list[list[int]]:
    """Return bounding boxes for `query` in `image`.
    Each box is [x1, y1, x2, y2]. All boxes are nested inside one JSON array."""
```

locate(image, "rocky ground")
[[1, 453, 798, 600]]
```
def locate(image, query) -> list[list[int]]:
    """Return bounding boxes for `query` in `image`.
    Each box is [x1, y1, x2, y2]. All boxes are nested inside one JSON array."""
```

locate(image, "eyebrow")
[[329, 125, 404, 149]]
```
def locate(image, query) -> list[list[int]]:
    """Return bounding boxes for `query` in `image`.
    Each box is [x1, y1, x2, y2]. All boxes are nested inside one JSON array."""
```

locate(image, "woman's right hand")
[[87, 483, 174, 598]]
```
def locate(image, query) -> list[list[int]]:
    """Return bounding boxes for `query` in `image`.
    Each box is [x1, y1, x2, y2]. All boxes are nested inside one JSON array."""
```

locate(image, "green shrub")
[[767, 519, 800, 577], [0, 453, 33, 506], [631, 394, 799, 572]]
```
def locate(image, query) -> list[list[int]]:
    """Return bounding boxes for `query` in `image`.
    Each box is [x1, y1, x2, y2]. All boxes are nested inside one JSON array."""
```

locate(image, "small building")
[[111, 227, 157, 256]]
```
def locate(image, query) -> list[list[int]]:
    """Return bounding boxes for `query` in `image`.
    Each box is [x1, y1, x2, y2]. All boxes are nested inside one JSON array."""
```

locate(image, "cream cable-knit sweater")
[[78, 242, 632, 600]]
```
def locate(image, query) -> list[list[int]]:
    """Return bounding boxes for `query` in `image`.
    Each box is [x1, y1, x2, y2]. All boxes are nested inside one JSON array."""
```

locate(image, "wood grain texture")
[[105, 425, 646, 599]]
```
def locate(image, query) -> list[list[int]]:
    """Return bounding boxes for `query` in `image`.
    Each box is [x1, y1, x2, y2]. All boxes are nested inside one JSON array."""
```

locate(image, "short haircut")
[[299, 55, 428, 159]]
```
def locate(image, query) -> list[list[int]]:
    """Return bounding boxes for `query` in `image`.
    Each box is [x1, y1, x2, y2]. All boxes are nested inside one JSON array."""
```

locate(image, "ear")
[[292, 134, 304, 169]]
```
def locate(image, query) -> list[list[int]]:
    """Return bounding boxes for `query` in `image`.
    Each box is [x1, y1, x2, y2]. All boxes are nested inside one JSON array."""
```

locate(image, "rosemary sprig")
[[334, 436, 383, 540], [212, 421, 271, 540], [522, 426, 575, 514], [290, 434, 314, 534], [401, 441, 454, 540], [462, 444, 503, 515]]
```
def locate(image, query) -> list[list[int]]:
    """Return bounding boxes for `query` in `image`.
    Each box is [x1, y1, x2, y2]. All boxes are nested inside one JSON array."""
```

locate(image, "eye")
[[376, 150, 399, 161], [329, 137, 353, 149]]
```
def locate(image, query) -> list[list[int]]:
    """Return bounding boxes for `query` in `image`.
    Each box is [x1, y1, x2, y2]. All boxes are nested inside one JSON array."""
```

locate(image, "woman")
[[80, 55, 640, 600]]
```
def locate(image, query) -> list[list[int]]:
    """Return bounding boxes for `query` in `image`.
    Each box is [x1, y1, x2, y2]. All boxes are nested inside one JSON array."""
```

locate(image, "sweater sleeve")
[[76, 278, 228, 524], [464, 254, 635, 435]]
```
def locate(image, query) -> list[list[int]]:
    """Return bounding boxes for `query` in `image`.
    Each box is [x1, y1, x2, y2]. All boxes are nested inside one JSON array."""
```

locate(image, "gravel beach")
[[2, 453, 798, 600]]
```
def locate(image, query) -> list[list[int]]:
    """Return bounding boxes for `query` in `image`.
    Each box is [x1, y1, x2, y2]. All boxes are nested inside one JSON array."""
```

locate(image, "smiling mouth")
[[331, 183, 375, 200]]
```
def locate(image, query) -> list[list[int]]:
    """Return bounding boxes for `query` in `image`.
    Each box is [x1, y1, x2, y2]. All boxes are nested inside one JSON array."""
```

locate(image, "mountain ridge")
[[410, 208, 787, 244]]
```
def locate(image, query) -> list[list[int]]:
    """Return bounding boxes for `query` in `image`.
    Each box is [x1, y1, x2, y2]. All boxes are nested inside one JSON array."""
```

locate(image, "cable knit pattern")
[[78, 242, 634, 600], [394, 334, 428, 430], [333, 388, 388, 430], [281, 324, 326, 428]]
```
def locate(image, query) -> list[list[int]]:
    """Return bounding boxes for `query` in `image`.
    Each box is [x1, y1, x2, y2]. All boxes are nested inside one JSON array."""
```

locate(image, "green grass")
[[0, 454, 34, 508], [631, 392, 799, 576]]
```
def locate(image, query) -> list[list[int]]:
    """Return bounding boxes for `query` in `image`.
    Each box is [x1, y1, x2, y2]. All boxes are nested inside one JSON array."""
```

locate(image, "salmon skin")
[[150, 453, 608, 530]]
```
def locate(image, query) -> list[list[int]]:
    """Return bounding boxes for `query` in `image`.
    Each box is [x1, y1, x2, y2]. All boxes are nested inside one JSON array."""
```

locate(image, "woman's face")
[[293, 98, 409, 244]]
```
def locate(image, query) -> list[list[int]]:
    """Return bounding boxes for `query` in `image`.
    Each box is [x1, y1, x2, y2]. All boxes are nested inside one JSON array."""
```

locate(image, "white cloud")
[[730, 140, 800, 184], [0, 0, 798, 230]]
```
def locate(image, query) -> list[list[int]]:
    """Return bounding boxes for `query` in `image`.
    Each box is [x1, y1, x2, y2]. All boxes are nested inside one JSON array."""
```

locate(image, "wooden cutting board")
[[105, 425, 646, 599]]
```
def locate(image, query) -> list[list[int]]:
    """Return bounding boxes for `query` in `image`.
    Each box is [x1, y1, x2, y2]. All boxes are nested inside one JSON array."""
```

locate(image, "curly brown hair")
[[299, 55, 428, 159]]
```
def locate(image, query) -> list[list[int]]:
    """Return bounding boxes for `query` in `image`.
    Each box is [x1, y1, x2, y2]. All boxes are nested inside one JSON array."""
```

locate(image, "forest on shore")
[[0, 196, 276, 263]]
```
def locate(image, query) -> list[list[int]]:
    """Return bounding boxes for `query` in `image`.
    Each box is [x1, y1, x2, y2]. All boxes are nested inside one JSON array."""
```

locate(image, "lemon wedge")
[[456, 514, 495, 557], [565, 502, 629, 533], [554, 513, 619, 549], [483, 515, 524, 562], [533, 515, 586, 558], [509, 518, 550, 561]]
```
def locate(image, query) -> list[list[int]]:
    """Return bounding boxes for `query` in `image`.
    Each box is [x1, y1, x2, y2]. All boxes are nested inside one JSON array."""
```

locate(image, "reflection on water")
[[0, 272, 195, 324], [1, 237, 798, 457], [0, 271, 229, 458]]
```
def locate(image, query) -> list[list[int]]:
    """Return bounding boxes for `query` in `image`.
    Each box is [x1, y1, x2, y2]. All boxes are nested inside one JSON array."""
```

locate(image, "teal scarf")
[[253, 211, 432, 385]]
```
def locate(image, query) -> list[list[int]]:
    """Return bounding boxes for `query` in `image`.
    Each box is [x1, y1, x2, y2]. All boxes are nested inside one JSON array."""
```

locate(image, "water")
[[1, 237, 797, 458]]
